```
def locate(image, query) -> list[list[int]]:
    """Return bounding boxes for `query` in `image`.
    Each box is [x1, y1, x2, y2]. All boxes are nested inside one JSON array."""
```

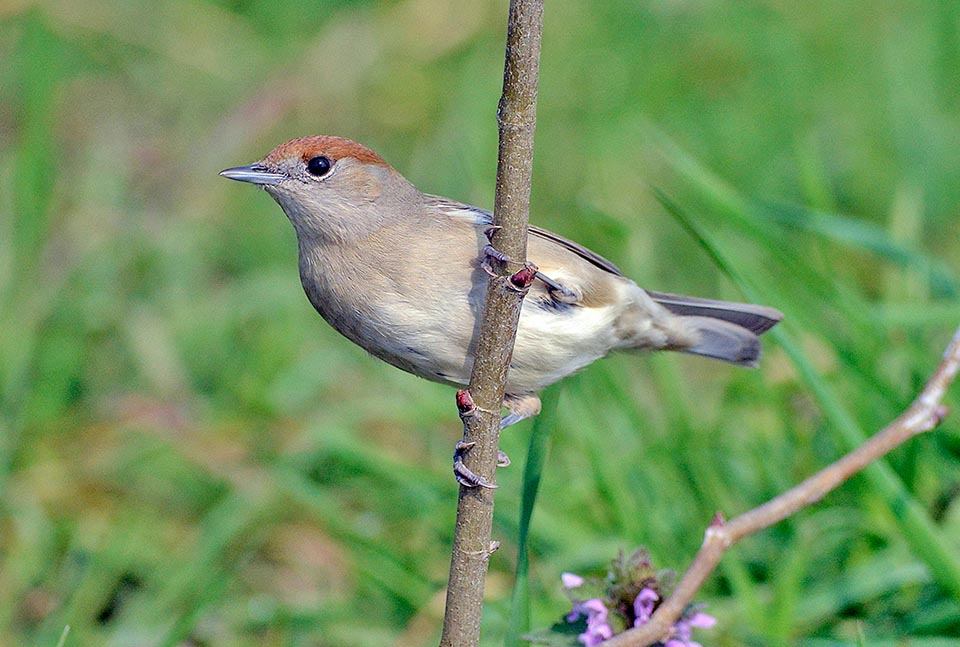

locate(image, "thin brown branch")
[[438, 2, 544, 647], [604, 325, 960, 647]]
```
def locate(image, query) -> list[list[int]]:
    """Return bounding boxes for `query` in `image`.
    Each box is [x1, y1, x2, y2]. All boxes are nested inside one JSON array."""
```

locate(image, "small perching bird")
[[221, 136, 782, 484]]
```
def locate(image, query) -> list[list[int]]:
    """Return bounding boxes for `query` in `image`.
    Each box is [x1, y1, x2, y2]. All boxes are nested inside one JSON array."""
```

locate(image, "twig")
[[438, 2, 544, 647], [604, 325, 960, 647]]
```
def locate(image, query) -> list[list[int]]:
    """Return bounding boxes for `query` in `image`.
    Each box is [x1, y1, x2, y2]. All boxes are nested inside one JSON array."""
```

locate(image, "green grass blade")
[[755, 200, 957, 297], [10, 12, 63, 268], [54, 625, 69, 647], [504, 385, 561, 647], [657, 191, 960, 604]]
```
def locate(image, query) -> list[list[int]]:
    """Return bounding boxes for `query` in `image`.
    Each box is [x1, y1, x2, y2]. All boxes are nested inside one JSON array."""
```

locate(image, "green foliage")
[[2, 2, 960, 646], [505, 385, 560, 647], [523, 620, 583, 647]]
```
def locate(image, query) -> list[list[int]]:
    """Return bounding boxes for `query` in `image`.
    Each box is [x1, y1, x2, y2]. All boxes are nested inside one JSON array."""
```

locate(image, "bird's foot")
[[453, 389, 505, 489], [484, 225, 501, 242], [481, 244, 539, 291], [453, 440, 498, 489], [481, 243, 576, 300], [451, 443, 511, 488]]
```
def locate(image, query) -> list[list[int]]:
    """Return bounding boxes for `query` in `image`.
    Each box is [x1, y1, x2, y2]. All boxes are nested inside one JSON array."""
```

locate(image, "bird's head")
[[221, 136, 416, 243]]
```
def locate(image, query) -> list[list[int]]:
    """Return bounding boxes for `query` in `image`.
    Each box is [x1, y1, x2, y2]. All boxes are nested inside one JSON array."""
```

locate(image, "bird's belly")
[[358, 322, 475, 387], [507, 299, 620, 393], [304, 284, 476, 388], [299, 247, 625, 394]]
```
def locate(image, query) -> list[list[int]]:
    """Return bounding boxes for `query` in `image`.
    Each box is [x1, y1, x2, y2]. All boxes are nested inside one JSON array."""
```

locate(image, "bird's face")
[[221, 136, 413, 244]]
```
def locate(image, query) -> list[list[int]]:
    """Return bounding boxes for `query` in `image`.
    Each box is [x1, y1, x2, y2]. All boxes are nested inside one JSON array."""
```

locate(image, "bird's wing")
[[426, 195, 624, 277], [526, 225, 624, 277]]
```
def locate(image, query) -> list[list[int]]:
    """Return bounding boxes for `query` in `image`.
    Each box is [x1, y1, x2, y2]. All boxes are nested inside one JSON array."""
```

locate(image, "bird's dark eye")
[[306, 156, 332, 177]]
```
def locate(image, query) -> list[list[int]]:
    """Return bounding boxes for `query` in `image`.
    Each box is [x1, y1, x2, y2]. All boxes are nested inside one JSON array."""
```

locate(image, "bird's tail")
[[646, 290, 783, 367]]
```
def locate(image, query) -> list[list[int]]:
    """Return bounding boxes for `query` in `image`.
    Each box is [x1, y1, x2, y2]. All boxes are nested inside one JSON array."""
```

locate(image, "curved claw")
[[482, 244, 509, 278], [497, 450, 511, 467], [453, 440, 498, 489]]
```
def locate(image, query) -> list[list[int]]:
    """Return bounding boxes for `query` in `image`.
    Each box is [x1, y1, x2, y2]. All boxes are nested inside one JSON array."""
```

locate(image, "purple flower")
[[570, 598, 613, 647], [687, 612, 717, 629], [663, 611, 716, 647], [560, 552, 717, 646], [632, 587, 659, 627], [565, 598, 596, 623]]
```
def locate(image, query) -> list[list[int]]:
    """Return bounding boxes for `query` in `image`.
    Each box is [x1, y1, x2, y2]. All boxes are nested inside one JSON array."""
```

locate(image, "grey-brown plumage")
[[220, 135, 783, 427]]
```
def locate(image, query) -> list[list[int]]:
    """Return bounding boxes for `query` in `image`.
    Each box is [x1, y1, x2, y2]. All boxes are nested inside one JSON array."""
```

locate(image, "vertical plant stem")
[[438, 1, 544, 646]]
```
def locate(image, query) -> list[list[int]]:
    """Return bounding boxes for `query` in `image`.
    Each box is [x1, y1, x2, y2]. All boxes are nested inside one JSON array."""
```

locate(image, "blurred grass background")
[[2, 1, 960, 645]]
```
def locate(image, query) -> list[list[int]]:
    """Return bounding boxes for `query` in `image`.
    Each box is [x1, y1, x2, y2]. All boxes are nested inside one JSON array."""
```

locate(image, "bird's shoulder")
[[422, 193, 493, 229], [423, 194, 625, 278]]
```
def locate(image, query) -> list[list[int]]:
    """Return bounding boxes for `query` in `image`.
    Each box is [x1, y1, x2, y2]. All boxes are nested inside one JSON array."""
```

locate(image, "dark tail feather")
[[646, 291, 782, 366], [647, 290, 783, 335], [680, 316, 765, 367]]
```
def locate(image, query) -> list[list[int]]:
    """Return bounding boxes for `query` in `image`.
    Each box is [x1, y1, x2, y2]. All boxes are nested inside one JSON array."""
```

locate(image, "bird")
[[221, 135, 782, 485]]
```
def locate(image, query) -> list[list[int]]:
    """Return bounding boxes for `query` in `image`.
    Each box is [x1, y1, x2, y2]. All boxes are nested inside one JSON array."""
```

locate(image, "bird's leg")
[[501, 393, 542, 429], [492, 394, 543, 469], [481, 230, 578, 302]]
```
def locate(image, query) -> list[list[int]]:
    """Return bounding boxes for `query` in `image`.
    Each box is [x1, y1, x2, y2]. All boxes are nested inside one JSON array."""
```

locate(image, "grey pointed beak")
[[219, 164, 286, 185]]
